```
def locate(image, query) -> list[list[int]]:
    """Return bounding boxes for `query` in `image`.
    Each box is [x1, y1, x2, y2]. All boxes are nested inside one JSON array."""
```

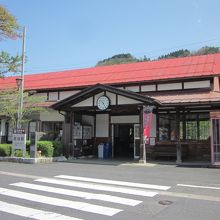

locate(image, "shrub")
[[14, 149, 30, 158], [37, 141, 54, 157], [0, 144, 11, 156], [52, 140, 63, 156]]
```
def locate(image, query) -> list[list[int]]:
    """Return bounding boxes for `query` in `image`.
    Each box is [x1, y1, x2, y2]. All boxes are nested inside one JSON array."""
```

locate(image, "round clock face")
[[97, 95, 110, 110]]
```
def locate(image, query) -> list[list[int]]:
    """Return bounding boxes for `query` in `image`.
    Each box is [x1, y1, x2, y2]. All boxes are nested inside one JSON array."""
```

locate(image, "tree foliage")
[[96, 53, 138, 66], [0, 5, 20, 40], [97, 46, 220, 66], [158, 49, 191, 60], [158, 47, 220, 60], [0, 89, 46, 129], [96, 53, 150, 66], [0, 5, 21, 77], [0, 51, 22, 75], [193, 46, 220, 55]]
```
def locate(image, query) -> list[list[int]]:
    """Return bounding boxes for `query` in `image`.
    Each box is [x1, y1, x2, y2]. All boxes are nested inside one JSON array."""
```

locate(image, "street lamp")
[[16, 77, 22, 88], [15, 26, 26, 129]]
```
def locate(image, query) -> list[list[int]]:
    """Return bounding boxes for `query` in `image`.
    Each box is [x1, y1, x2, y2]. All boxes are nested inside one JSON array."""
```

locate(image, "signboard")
[[12, 129, 26, 150], [143, 105, 153, 145], [12, 129, 26, 157]]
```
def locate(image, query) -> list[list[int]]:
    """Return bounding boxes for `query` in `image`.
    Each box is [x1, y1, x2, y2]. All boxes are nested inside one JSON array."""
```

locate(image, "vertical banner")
[[143, 105, 154, 145]]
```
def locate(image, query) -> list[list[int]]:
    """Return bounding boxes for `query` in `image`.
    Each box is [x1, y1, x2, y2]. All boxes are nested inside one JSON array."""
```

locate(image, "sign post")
[[12, 129, 26, 157], [30, 132, 38, 158]]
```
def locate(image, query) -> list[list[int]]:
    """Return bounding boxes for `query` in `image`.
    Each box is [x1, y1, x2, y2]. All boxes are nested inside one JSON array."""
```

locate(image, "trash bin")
[[98, 143, 104, 159], [104, 142, 112, 159]]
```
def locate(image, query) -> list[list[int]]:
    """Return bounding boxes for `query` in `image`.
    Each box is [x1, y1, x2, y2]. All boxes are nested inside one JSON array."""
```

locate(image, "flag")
[[143, 105, 153, 145]]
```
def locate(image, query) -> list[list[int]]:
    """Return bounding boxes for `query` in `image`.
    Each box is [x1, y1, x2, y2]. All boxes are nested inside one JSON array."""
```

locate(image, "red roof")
[[1, 53, 220, 91]]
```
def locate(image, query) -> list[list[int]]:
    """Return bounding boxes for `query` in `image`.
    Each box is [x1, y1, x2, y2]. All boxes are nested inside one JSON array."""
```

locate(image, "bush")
[[0, 144, 11, 156], [14, 149, 30, 158], [37, 141, 54, 157], [52, 140, 63, 156]]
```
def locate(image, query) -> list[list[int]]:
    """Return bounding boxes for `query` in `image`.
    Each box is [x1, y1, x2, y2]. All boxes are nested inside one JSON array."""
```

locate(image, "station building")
[[1, 53, 220, 165]]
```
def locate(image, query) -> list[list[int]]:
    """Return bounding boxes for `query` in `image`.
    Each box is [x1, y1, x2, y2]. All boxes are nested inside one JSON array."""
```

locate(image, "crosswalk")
[[0, 175, 171, 219]]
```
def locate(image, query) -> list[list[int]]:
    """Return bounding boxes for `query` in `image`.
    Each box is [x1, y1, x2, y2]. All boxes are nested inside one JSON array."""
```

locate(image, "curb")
[[0, 156, 67, 164]]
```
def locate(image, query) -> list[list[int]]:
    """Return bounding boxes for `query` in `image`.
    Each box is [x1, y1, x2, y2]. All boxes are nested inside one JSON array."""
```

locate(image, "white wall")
[[60, 90, 80, 100], [40, 110, 64, 121], [106, 92, 116, 105], [125, 86, 139, 92], [184, 80, 210, 89], [48, 92, 58, 101], [141, 85, 156, 92], [118, 95, 142, 105], [96, 114, 109, 137], [73, 97, 93, 107], [158, 83, 182, 91], [111, 115, 139, 124]]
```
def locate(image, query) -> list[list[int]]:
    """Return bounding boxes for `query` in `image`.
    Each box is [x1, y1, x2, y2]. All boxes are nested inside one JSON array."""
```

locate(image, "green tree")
[[0, 5, 21, 77], [0, 89, 46, 129], [193, 46, 220, 55], [158, 49, 191, 60], [96, 53, 139, 66], [96, 53, 151, 66], [0, 5, 20, 40], [0, 51, 21, 75]]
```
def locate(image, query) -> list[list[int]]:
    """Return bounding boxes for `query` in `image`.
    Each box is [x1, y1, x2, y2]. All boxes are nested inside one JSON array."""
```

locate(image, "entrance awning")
[[51, 84, 161, 111]]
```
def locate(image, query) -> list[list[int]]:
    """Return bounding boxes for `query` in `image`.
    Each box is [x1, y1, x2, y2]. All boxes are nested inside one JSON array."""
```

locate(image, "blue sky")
[[1, 0, 220, 74]]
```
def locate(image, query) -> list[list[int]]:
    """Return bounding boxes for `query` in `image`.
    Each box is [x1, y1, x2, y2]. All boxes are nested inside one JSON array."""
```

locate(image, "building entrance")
[[113, 124, 134, 158]]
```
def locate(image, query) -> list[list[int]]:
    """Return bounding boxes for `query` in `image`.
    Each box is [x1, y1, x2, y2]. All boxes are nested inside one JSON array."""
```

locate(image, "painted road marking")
[[177, 184, 220, 190], [11, 182, 142, 206], [55, 175, 171, 190], [0, 201, 82, 220], [35, 178, 158, 197], [0, 187, 122, 216]]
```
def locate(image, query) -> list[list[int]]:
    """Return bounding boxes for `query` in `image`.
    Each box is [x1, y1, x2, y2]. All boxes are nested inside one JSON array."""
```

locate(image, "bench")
[[148, 144, 188, 160]]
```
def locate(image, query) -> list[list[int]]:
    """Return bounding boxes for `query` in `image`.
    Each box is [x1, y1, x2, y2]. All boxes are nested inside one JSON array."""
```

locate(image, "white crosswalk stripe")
[[35, 178, 158, 197], [0, 187, 122, 216], [0, 201, 82, 220], [11, 182, 142, 206], [0, 175, 171, 219], [55, 175, 171, 190]]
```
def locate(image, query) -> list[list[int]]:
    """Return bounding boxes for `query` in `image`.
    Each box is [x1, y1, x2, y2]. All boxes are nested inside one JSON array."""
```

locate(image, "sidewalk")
[[64, 157, 211, 168]]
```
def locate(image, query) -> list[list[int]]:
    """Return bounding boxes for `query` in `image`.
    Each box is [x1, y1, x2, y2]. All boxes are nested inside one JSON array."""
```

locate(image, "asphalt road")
[[0, 160, 220, 220]]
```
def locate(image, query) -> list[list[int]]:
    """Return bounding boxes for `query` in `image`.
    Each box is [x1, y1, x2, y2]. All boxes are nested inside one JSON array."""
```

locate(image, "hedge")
[[37, 141, 54, 157], [0, 141, 63, 157], [0, 144, 11, 156], [52, 140, 63, 157]]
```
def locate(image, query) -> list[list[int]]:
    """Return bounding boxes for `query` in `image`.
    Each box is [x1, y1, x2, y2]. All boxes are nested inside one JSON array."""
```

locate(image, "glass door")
[[134, 124, 140, 159], [211, 119, 220, 165]]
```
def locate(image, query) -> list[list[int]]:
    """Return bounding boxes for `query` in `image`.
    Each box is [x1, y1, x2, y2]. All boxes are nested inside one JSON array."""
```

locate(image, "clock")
[[97, 95, 110, 110]]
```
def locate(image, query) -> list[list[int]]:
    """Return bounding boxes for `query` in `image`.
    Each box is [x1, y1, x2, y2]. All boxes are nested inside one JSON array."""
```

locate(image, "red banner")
[[143, 106, 153, 144]]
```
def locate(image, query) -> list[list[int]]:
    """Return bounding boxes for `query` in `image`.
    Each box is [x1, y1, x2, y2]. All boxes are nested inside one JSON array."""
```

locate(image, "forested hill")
[[96, 46, 220, 66]]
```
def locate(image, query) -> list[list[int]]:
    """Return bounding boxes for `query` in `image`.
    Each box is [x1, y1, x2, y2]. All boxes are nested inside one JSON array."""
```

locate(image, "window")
[[158, 113, 210, 141], [159, 116, 169, 141], [42, 122, 62, 140]]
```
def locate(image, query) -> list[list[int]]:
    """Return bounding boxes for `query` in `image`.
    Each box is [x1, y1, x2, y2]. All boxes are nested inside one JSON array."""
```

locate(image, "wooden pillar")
[[139, 106, 145, 163], [62, 112, 72, 157], [176, 109, 182, 164]]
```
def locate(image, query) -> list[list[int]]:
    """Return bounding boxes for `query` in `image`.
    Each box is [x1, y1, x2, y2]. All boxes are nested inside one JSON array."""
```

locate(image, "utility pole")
[[18, 26, 26, 129]]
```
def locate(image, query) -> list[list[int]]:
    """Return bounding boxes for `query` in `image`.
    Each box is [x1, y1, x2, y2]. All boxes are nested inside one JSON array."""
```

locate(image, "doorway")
[[113, 124, 134, 158]]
